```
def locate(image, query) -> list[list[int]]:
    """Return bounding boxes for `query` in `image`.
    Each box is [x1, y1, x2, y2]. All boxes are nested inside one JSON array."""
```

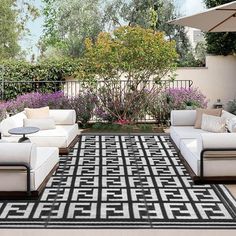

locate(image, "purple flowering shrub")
[[67, 93, 97, 126], [149, 87, 208, 123], [94, 88, 149, 123], [0, 91, 96, 125], [165, 87, 208, 109]]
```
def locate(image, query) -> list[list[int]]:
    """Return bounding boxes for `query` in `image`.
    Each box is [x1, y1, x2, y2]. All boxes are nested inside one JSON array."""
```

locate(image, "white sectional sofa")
[[0, 109, 79, 154], [0, 142, 59, 198], [170, 110, 236, 183]]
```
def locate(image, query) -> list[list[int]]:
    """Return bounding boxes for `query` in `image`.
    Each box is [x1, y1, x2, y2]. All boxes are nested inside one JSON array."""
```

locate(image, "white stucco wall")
[[65, 55, 236, 109], [176, 55, 236, 108]]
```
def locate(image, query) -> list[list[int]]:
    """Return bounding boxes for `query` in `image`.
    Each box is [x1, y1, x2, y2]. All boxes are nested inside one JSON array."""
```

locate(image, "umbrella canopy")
[[169, 1, 236, 32]]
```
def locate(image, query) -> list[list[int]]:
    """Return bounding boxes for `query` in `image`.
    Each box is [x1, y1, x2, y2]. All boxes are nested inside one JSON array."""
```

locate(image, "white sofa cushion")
[[26, 124, 78, 148], [170, 126, 209, 149], [180, 139, 199, 175], [171, 110, 196, 126], [23, 118, 56, 130], [2, 124, 79, 148], [49, 110, 76, 125], [0, 147, 59, 191], [201, 114, 226, 133], [32, 147, 59, 190]]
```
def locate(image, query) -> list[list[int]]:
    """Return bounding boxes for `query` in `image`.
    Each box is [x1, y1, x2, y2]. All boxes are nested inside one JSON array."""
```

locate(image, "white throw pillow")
[[227, 117, 236, 133], [23, 118, 55, 130], [24, 106, 49, 119], [201, 114, 226, 133]]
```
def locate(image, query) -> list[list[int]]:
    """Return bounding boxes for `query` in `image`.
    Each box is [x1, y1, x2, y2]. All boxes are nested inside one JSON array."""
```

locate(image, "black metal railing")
[[0, 79, 193, 101]]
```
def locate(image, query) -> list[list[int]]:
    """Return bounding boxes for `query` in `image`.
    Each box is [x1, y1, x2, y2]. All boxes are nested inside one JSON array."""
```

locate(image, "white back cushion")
[[23, 118, 56, 130], [171, 110, 196, 126], [49, 110, 76, 125]]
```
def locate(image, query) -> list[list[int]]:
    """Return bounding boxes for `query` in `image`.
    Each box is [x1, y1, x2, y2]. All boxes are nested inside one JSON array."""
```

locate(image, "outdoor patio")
[[1, 0, 236, 235]]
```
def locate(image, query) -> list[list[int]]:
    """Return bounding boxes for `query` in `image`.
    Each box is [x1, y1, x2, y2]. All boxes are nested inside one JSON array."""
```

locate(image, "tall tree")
[[0, 0, 21, 59], [204, 0, 236, 55], [41, 0, 104, 58], [0, 0, 39, 60], [103, 0, 197, 66]]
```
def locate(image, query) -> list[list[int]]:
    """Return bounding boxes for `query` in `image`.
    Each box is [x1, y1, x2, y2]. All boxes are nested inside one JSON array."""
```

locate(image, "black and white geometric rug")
[[0, 134, 236, 229]]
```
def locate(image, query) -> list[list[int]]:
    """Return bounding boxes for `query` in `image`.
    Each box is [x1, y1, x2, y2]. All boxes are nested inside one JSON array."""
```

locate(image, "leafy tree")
[[0, 0, 39, 60], [103, 0, 199, 66], [78, 26, 178, 122], [41, 0, 104, 58], [0, 0, 21, 59], [204, 0, 236, 55]]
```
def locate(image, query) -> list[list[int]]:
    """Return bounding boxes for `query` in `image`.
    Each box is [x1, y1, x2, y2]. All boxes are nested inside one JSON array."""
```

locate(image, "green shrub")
[[0, 58, 81, 100]]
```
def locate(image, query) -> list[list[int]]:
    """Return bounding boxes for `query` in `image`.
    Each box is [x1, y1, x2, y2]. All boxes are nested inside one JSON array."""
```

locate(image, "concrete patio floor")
[[1, 228, 236, 236], [227, 185, 236, 197]]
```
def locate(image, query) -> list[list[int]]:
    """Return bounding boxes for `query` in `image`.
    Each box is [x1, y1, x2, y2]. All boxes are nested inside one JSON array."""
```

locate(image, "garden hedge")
[[0, 58, 81, 100]]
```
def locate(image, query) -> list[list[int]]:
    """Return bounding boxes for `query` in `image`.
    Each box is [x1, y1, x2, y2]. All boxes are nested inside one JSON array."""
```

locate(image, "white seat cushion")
[[32, 147, 59, 190], [180, 139, 236, 177], [6, 124, 79, 148], [0, 147, 59, 191], [170, 126, 209, 149], [180, 139, 199, 175]]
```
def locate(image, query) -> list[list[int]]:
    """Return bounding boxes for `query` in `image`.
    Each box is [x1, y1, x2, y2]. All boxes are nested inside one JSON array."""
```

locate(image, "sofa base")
[[0, 163, 59, 200], [59, 135, 79, 155], [170, 137, 236, 184]]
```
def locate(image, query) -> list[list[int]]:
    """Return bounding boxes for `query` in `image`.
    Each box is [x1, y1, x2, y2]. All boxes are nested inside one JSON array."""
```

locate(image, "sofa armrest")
[[198, 133, 236, 179], [0, 143, 37, 169], [199, 133, 236, 150], [49, 109, 76, 125], [170, 110, 196, 126], [0, 162, 31, 195]]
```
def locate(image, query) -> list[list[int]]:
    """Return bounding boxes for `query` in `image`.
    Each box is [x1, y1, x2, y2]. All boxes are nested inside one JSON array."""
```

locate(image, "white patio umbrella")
[[169, 1, 236, 32]]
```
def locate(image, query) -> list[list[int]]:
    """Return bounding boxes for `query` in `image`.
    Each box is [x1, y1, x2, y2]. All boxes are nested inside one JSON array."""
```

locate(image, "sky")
[[178, 0, 205, 15], [21, 0, 206, 60]]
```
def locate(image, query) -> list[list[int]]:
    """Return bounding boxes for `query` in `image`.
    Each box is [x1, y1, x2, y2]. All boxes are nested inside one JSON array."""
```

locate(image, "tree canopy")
[[41, 0, 198, 65], [78, 26, 178, 122], [0, 0, 39, 60], [0, 0, 21, 59], [101, 0, 198, 66], [41, 0, 104, 58], [204, 0, 236, 55]]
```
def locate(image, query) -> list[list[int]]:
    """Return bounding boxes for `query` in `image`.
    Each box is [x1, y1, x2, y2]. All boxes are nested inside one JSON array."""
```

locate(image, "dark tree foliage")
[[204, 0, 236, 55]]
